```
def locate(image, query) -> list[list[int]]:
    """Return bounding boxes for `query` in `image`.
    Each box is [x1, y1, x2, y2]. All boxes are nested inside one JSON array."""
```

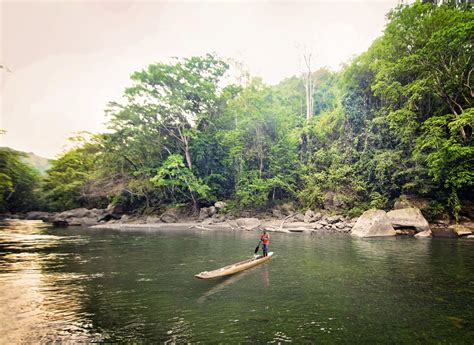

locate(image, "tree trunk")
[[304, 54, 313, 121]]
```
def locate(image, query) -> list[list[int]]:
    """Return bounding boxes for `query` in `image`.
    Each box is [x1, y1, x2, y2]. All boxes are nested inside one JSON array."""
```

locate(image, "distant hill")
[[1, 147, 52, 174], [22, 151, 52, 173]]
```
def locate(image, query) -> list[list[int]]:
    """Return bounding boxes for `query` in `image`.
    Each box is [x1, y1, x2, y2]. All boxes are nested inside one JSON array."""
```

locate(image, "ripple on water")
[[1, 220, 474, 343]]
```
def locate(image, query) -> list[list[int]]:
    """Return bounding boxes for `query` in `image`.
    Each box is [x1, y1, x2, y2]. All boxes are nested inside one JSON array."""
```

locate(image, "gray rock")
[[199, 207, 211, 221], [304, 209, 315, 223], [395, 229, 417, 236], [235, 218, 261, 230], [281, 222, 311, 229], [449, 224, 472, 237], [208, 206, 217, 217], [351, 209, 396, 237], [78, 217, 99, 226], [272, 209, 284, 219], [146, 216, 161, 224], [327, 215, 343, 224], [25, 211, 53, 221], [313, 223, 324, 230], [57, 208, 91, 219], [211, 213, 225, 223], [160, 210, 178, 223], [414, 230, 432, 238], [214, 201, 227, 211], [313, 212, 323, 221], [294, 213, 305, 222], [387, 207, 430, 232]]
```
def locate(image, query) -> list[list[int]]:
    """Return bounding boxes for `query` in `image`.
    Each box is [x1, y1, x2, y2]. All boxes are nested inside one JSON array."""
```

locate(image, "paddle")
[[254, 241, 261, 254]]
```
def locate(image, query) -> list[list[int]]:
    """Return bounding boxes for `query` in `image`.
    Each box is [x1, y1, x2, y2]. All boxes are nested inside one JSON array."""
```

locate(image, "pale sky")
[[1, 0, 399, 159]]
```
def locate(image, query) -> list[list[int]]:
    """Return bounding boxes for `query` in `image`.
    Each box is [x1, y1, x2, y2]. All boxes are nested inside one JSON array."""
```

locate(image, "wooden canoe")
[[195, 252, 273, 279]]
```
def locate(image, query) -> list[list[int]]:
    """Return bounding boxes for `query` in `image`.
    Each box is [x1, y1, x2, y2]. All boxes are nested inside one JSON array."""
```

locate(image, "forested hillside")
[[2, 2, 473, 219]]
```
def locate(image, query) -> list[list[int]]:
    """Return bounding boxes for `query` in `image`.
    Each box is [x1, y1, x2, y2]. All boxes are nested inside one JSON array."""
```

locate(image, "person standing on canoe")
[[260, 230, 270, 257]]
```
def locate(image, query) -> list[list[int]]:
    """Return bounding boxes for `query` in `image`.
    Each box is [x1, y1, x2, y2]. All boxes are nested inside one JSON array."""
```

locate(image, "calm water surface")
[[1, 220, 473, 343]]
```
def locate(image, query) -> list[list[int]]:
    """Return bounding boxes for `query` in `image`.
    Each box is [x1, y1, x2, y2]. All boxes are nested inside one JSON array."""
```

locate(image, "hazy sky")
[[1, 0, 399, 158]]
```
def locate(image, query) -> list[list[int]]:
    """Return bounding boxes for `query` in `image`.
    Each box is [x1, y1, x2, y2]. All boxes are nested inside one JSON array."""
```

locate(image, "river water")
[[0, 220, 473, 343]]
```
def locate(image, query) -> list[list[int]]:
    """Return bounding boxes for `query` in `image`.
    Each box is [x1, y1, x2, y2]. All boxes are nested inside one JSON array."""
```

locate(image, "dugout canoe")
[[195, 252, 273, 279]]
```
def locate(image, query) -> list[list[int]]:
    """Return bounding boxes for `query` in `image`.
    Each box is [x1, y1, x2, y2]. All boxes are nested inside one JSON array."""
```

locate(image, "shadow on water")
[[197, 261, 271, 303]]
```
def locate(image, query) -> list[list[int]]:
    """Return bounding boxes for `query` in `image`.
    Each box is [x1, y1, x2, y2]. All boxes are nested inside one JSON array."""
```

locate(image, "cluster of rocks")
[[351, 206, 474, 239], [224, 210, 356, 234], [6, 198, 473, 240], [23, 207, 122, 227], [198, 201, 228, 224]]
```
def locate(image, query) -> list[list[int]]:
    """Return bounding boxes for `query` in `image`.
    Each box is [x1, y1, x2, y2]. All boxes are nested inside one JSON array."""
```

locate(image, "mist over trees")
[[3, 1, 472, 220]]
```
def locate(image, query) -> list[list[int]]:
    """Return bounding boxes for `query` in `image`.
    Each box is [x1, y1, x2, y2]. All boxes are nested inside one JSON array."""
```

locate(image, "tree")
[[42, 137, 102, 211], [108, 54, 228, 171], [0, 148, 40, 212], [150, 154, 210, 211]]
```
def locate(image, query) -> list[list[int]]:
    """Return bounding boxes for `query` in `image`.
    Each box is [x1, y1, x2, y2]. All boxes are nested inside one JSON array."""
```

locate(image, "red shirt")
[[260, 233, 269, 245]]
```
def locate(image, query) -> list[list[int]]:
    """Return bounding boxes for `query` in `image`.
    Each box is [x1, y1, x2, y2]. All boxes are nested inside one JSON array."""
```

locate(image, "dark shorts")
[[262, 244, 269, 253]]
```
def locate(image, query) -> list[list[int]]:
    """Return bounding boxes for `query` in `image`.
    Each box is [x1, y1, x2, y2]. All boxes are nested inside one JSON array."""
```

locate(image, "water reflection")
[[1, 220, 473, 343], [261, 265, 269, 288], [0, 220, 101, 343]]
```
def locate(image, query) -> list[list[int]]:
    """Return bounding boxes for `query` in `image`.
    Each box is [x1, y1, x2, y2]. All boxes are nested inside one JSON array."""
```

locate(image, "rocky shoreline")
[[2, 201, 473, 239]]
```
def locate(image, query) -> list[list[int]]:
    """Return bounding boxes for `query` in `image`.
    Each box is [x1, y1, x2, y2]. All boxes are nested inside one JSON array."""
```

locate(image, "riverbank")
[[3, 204, 474, 239]]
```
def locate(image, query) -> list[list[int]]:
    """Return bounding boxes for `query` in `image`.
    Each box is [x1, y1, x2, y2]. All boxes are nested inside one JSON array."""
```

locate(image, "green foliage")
[[422, 200, 445, 223], [42, 138, 100, 211], [150, 154, 211, 209], [0, 148, 41, 212], [13, 3, 473, 218]]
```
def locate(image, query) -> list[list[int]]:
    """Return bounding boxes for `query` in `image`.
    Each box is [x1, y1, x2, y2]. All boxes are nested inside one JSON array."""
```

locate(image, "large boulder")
[[386, 207, 430, 233], [57, 208, 91, 219], [25, 211, 53, 222], [235, 218, 261, 230], [351, 209, 396, 237], [88, 208, 109, 219]]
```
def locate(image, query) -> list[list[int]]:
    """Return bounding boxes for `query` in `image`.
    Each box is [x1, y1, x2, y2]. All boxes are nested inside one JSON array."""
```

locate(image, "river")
[[0, 220, 473, 343]]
